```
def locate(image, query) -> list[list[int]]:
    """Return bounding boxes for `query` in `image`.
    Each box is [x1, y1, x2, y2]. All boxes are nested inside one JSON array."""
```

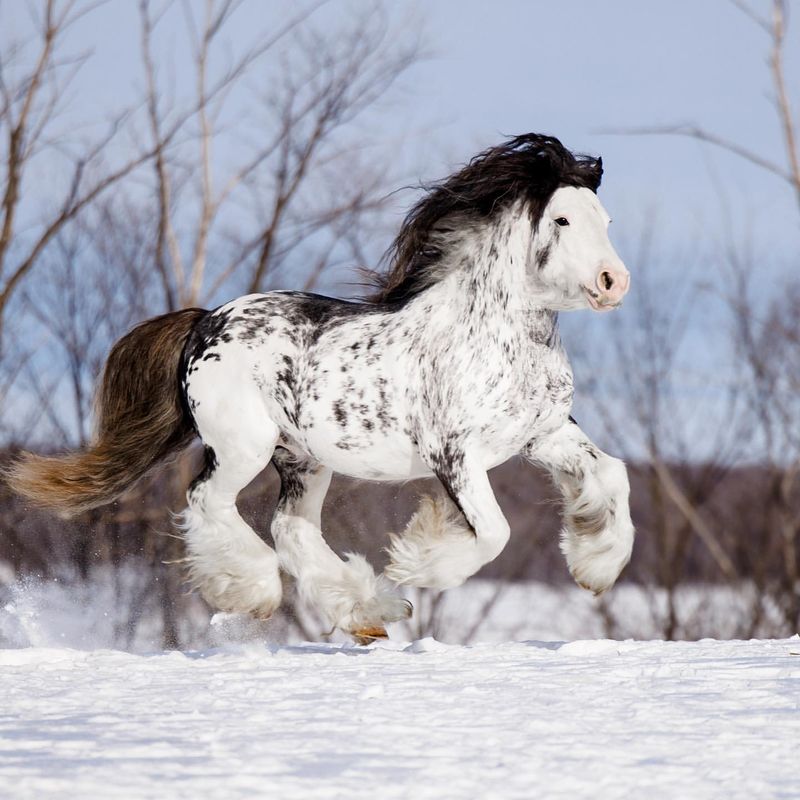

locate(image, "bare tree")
[[611, 2, 799, 211], [568, 213, 748, 638], [135, 0, 420, 312], [582, 0, 800, 638], [1, 0, 424, 648], [0, 0, 165, 347]]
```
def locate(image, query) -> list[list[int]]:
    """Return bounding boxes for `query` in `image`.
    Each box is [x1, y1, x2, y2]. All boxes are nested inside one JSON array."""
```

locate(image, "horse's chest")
[[487, 350, 571, 440], [422, 340, 573, 456]]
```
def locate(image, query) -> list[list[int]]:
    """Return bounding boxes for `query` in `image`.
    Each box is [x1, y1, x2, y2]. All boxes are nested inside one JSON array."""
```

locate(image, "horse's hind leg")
[[180, 418, 282, 618], [270, 448, 410, 638]]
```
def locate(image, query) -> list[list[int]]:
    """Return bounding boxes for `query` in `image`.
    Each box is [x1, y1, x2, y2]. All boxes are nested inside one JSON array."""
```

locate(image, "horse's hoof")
[[352, 625, 388, 645]]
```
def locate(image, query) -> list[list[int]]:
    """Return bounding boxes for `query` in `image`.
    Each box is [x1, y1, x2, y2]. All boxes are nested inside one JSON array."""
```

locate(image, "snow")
[[1, 637, 799, 799], [1, 573, 797, 797], [1, 568, 789, 652]]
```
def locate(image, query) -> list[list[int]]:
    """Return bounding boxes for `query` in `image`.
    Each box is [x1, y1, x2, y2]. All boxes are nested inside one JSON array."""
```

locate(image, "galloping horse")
[[8, 134, 634, 641]]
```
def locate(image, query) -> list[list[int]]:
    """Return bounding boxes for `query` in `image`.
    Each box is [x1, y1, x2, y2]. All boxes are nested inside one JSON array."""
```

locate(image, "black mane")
[[368, 133, 603, 305]]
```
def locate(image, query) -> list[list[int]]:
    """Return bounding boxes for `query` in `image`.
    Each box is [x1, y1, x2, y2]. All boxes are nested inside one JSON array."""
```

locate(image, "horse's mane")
[[367, 133, 603, 305]]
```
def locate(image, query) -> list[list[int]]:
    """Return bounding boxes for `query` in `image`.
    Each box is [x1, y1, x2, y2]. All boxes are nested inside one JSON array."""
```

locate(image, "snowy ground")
[[1, 573, 798, 797], [2, 637, 799, 799]]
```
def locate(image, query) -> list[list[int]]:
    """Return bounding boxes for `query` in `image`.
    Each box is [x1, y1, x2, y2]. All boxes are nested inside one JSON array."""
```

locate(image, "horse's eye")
[[555, 217, 569, 226]]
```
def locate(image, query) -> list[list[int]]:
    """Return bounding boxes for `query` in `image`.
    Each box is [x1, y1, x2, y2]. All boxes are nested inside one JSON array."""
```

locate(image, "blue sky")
[[6, 0, 798, 257], [405, 0, 799, 264]]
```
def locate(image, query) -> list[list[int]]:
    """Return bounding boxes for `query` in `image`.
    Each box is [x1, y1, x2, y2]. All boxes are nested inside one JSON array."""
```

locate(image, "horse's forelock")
[[369, 134, 603, 304]]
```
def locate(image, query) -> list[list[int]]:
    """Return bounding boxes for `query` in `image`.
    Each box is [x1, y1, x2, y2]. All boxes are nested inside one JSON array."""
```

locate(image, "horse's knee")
[[385, 494, 509, 589], [272, 450, 331, 523], [597, 454, 630, 499]]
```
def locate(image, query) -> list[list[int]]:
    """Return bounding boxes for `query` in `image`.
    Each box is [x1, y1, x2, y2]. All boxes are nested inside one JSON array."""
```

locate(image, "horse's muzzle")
[[584, 267, 629, 310]]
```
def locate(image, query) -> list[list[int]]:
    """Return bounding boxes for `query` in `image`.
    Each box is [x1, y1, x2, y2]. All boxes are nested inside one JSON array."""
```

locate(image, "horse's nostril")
[[600, 271, 614, 291]]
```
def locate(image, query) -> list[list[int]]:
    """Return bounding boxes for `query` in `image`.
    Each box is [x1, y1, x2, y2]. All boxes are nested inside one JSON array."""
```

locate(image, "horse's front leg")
[[525, 419, 635, 595], [385, 449, 510, 590]]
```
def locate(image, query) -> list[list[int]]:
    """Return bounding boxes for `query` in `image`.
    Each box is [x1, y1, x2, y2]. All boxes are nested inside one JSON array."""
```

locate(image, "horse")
[[6, 133, 634, 642]]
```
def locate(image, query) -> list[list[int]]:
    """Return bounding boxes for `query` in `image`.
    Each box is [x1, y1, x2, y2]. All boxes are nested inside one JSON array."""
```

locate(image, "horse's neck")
[[411, 211, 559, 347]]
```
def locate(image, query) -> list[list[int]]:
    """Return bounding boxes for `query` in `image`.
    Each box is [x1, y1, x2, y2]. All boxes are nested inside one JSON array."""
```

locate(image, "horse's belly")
[[300, 425, 431, 481]]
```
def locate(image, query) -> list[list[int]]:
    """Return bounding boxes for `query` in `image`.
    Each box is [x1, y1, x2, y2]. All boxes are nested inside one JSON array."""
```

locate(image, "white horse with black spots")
[[7, 134, 634, 641]]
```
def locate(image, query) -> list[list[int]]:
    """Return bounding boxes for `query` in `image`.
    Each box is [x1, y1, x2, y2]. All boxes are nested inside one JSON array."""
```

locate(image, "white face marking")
[[531, 186, 629, 312]]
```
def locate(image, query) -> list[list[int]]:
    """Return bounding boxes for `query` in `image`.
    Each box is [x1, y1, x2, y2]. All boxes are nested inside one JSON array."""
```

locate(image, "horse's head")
[[371, 133, 630, 310], [531, 184, 629, 312]]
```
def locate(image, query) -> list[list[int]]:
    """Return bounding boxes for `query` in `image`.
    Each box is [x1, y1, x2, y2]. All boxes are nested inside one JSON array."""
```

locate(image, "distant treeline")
[[1, 448, 797, 644]]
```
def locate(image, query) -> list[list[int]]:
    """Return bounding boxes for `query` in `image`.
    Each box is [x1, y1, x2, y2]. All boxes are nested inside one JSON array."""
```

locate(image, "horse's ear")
[[587, 156, 603, 191]]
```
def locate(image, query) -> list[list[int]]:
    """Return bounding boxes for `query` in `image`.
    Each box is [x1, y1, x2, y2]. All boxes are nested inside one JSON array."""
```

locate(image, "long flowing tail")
[[4, 308, 206, 517]]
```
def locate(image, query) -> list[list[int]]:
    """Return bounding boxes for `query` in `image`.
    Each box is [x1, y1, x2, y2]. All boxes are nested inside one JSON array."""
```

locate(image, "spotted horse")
[[7, 134, 634, 642]]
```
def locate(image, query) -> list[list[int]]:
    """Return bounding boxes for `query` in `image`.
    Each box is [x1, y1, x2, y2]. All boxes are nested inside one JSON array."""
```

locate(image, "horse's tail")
[[5, 308, 207, 517]]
